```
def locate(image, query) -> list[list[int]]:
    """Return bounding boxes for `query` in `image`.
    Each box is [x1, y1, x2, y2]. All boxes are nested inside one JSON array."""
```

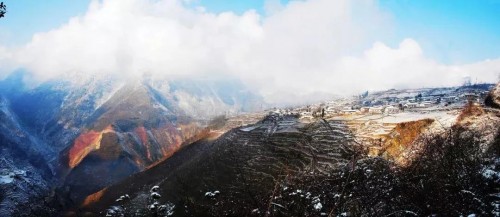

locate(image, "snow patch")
[[150, 185, 160, 192], [0, 169, 25, 184], [151, 192, 162, 199], [205, 190, 220, 197], [312, 196, 322, 210], [314, 202, 323, 210]]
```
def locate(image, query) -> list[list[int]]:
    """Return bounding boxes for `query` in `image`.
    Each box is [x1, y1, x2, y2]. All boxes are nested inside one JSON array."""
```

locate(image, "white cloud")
[[264, 0, 285, 15], [0, 0, 499, 104]]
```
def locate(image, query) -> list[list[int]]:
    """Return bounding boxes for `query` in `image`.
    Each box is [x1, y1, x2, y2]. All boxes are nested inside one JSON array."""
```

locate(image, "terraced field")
[[78, 115, 357, 216]]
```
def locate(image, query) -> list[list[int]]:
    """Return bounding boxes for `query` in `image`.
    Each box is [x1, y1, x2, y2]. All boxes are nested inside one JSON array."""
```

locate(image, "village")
[[265, 83, 493, 119], [251, 83, 494, 158], [213, 83, 495, 162]]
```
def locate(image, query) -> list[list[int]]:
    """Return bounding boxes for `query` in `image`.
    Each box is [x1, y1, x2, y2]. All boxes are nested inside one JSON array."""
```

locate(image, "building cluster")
[[276, 84, 494, 119]]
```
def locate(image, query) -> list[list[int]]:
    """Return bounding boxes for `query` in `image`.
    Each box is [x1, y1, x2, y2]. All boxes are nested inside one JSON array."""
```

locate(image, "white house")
[[360, 107, 370, 113], [369, 107, 385, 114], [404, 103, 418, 109], [326, 106, 338, 114], [340, 109, 358, 115], [417, 103, 432, 108], [384, 106, 399, 114]]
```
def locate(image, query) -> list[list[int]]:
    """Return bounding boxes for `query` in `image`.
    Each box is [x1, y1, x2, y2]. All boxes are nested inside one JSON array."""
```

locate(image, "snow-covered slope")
[[0, 96, 56, 217]]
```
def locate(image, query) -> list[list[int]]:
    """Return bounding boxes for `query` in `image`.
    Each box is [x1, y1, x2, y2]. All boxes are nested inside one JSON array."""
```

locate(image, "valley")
[[0, 74, 499, 216], [0, 1, 499, 216], [0, 74, 263, 216], [73, 83, 500, 216]]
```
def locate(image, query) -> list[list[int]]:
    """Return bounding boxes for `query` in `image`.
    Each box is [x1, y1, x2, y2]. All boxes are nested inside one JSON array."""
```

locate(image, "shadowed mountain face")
[[0, 74, 263, 212], [0, 96, 56, 217], [79, 116, 357, 216]]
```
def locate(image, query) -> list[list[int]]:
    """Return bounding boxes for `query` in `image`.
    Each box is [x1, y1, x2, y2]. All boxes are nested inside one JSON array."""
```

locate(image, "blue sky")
[[0, 0, 90, 45], [380, 0, 500, 64], [0, 0, 499, 64]]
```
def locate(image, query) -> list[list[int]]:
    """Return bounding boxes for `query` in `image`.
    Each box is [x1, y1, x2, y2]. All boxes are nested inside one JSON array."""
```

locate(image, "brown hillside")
[[381, 119, 434, 164]]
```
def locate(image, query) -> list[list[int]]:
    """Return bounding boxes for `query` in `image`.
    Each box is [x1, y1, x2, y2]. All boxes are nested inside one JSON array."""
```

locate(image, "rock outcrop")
[[485, 82, 500, 109]]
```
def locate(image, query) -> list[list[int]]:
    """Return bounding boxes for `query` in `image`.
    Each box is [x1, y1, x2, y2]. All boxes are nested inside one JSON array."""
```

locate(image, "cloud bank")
[[0, 0, 499, 104]]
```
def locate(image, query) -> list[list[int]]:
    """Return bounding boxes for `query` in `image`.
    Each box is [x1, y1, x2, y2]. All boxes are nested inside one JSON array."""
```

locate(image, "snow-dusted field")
[[342, 110, 458, 125]]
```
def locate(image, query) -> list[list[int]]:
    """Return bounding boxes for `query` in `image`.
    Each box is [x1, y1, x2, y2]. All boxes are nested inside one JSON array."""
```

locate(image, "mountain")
[[0, 73, 264, 213], [78, 116, 357, 216], [0, 96, 56, 217], [7, 75, 123, 153], [4, 69, 496, 216], [78, 84, 500, 217], [58, 81, 216, 203]]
